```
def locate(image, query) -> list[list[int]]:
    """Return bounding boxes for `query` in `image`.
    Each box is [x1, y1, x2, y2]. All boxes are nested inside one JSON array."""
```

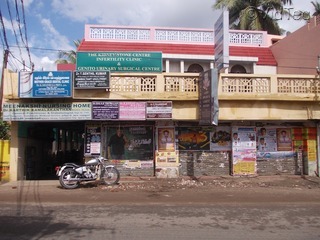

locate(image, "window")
[[230, 64, 247, 73], [187, 64, 204, 73]]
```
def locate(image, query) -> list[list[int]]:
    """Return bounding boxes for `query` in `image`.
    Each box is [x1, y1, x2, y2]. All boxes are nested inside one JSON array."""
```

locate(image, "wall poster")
[[84, 125, 101, 155], [232, 127, 257, 175], [155, 150, 179, 167], [177, 127, 211, 151], [157, 127, 175, 152], [106, 126, 154, 161], [276, 128, 292, 151], [210, 126, 231, 151]]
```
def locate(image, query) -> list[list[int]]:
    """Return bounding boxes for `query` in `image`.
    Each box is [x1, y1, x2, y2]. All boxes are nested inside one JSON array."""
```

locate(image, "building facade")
[[3, 22, 320, 181]]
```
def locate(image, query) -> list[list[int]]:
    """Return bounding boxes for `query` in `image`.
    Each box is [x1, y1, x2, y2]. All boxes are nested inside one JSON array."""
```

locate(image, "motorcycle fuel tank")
[[86, 159, 99, 165]]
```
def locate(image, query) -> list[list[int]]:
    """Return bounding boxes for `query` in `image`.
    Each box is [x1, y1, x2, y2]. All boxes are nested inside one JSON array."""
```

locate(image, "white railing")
[[85, 25, 268, 46], [219, 74, 320, 100]]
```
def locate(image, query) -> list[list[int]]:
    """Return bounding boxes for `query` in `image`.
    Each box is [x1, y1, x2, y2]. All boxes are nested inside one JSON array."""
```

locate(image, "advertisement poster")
[[84, 125, 101, 155], [276, 128, 292, 151], [158, 127, 175, 152], [107, 126, 154, 160], [210, 126, 231, 151], [256, 127, 277, 152], [177, 127, 210, 151], [232, 127, 256, 175], [155, 151, 179, 167], [119, 102, 146, 120]]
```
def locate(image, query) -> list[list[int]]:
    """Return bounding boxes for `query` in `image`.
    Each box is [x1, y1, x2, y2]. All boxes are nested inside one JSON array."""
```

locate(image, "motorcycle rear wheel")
[[102, 166, 120, 185], [59, 168, 80, 189]]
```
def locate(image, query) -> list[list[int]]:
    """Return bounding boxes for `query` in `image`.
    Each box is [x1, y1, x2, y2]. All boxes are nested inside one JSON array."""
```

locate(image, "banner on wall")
[[177, 127, 211, 151], [257, 127, 277, 153], [106, 126, 154, 161], [210, 126, 231, 151], [232, 127, 256, 175], [84, 125, 101, 155], [157, 127, 175, 152], [155, 151, 179, 167], [276, 128, 292, 151]]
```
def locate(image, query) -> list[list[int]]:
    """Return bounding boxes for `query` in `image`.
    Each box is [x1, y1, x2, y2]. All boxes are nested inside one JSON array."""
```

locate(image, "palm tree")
[[311, 1, 320, 16], [213, 0, 293, 35], [55, 39, 81, 64]]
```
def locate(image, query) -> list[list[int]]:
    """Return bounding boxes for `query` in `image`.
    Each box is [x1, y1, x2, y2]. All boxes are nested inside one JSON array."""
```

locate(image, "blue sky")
[[0, 0, 316, 72]]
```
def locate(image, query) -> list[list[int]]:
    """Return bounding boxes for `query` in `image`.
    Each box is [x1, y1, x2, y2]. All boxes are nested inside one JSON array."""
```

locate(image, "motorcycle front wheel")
[[102, 166, 120, 185], [59, 168, 80, 189]]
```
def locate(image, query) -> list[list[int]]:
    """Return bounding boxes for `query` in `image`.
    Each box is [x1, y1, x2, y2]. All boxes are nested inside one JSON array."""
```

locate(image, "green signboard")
[[76, 52, 162, 73]]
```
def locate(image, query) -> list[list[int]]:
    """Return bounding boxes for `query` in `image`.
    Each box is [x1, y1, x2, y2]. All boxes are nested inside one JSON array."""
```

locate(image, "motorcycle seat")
[[64, 163, 81, 168]]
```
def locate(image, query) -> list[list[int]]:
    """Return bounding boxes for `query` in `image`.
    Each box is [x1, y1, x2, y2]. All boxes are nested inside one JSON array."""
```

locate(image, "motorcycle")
[[56, 156, 120, 189]]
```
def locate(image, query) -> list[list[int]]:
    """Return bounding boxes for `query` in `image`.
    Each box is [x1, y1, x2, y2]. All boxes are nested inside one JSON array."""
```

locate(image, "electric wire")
[[14, 0, 25, 46], [20, 0, 33, 70], [6, 0, 23, 61], [8, 51, 31, 70], [0, 8, 10, 50]]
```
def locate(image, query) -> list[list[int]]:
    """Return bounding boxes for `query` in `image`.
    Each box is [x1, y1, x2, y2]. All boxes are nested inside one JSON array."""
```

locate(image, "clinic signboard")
[[74, 71, 110, 89], [19, 71, 72, 98], [76, 52, 162, 72]]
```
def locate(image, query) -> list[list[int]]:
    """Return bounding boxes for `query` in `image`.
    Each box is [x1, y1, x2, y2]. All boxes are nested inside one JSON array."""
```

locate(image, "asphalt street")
[[1, 176, 320, 239]]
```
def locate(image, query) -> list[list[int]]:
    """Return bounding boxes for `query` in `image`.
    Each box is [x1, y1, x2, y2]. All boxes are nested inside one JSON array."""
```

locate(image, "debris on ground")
[[100, 175, 320, 192]]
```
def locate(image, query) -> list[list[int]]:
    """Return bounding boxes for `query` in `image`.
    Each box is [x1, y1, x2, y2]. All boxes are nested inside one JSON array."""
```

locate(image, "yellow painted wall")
[[0, 140, 10, 182]]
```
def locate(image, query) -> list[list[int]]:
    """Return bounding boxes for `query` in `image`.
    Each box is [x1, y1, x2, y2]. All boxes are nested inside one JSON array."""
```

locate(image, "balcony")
[[85, 25, 272, 47], [219, 74, 320, 101], [73, 73, 199, 100], [3, 70, 319, 102]]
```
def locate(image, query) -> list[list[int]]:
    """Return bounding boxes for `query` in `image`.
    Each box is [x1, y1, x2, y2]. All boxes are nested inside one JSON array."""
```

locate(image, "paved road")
[[0, 178, 320, 239]]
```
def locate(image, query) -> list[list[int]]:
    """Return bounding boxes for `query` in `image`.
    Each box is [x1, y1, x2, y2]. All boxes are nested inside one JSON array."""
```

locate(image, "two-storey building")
[[3, 17, 320, 181]]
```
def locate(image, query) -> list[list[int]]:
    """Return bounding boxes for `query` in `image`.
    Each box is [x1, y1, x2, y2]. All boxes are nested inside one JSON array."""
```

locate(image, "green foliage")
[[213, 0, 293, 35], [0, 119, 10, 140], [311, 1, 320, 16], [55, 39, 81, 64]]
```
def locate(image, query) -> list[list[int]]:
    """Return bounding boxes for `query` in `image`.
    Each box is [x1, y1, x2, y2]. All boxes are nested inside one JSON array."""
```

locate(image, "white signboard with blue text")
[[19, 71, 72, 98]]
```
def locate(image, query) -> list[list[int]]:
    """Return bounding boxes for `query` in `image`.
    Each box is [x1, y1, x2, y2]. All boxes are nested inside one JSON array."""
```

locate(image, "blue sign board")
[[28, 71, 72, 98]]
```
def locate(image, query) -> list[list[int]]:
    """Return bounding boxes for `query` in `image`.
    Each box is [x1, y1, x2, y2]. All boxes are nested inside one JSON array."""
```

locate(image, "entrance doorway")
[[21, 121, 85, 180]]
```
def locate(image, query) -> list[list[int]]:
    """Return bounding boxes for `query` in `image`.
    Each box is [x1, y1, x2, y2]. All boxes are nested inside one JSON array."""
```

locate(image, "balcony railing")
[[219, 74, 320, 101], [4, 70, 319, 101], [85, 25, 270, 46]]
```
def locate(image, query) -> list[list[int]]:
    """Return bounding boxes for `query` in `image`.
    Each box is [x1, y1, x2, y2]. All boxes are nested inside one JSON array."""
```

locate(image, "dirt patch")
[[100, 175, 320, 192]]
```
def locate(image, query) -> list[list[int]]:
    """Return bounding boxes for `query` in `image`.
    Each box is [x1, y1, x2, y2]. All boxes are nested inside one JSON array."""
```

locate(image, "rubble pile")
[[100, 176, 320, 192]]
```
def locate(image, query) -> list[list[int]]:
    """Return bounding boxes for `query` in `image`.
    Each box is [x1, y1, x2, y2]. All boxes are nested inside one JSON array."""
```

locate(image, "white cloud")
[[39, 56, 56, 71], [2, 0, 317, 73], [2, 17, 20, 36], [50, 0, 218, 28], [40, 18, 72, 50]]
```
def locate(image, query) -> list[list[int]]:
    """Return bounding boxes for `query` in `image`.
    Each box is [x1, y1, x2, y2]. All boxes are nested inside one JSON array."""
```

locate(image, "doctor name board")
[[74, 71, 110, 89]]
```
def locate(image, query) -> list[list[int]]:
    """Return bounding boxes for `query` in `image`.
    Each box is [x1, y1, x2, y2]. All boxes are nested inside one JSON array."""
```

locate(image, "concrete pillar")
[[180, 60, 184, 73], [166, 60, 170, 73]]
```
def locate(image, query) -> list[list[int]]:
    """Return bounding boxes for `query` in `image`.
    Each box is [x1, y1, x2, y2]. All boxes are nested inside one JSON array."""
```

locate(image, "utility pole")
[[0, 49, 10, 113]]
